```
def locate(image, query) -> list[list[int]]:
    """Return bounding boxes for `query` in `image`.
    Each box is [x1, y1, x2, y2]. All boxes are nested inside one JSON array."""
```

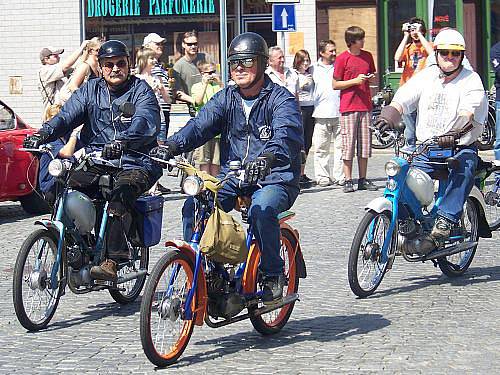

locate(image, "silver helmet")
[[64, 190, 96, 234]]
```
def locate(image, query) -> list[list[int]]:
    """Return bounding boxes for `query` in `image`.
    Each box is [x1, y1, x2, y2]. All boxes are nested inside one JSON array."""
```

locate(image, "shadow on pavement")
[[30, 300, 141, 333], [0, 204, 36, 225], [166, 313, 390, 369], [367, 265, 500, 299]]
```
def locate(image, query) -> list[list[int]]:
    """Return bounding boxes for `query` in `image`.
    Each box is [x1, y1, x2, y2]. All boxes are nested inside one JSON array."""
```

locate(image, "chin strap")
[[437, 51, 464, 77]]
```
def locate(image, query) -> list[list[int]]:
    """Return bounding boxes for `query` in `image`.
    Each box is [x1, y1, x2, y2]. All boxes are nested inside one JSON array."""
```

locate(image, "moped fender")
[[164, 240, 207, 326], [35, 219, 64, 235], [468, 187, 492, 238], [280, 224, 307, 278], [365, 197, 393, 214]]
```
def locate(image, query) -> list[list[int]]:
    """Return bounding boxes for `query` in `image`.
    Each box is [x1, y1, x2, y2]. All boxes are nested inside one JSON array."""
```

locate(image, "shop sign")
[[87, 0, 216, 18]]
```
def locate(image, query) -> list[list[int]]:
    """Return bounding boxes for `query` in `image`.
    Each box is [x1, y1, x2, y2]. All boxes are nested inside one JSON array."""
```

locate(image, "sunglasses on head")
[[185, 42, 198, 46], [102, 60, 128, 69], [438, 50, 462, 58], [229, 58, 256, 70]]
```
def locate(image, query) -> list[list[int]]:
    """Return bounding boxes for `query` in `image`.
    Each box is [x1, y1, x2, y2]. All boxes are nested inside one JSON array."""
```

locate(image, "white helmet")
[[433, 29, 466, 51]]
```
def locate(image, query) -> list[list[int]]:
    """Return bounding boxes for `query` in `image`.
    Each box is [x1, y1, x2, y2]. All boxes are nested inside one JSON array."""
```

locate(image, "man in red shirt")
[[333, 26, 378, 193]]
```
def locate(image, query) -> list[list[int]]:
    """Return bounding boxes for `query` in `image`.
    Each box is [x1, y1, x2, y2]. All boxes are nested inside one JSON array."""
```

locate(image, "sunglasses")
[[203, 70, 216, 74], [102, 60, 128, 69], [438, 50, 462, 58], [185, 42, 198, 46], [229, 58, 256, 70]]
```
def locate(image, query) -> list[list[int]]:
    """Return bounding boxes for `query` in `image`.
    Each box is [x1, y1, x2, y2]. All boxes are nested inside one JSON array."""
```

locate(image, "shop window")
[[429, 0, 456, 38], [243, 0, 271, 15], [387, 0, 416, 71]]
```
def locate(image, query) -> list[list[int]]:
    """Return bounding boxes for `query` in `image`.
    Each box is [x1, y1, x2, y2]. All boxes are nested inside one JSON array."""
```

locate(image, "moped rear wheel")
[[140, 249, 196, 367], [13, 229, 62, 331], [249, 229, 300, 335], [348, 210, 393, 298], [109, 245, 149, 304], [438, 198, 479, 277]]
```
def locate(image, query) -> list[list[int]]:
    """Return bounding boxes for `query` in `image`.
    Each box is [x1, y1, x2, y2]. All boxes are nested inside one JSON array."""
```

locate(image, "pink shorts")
[[340, 111, 372, 160]]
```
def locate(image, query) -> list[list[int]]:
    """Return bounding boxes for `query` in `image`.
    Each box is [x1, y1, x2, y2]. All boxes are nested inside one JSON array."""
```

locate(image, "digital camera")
[[402, 22, 421, 32]]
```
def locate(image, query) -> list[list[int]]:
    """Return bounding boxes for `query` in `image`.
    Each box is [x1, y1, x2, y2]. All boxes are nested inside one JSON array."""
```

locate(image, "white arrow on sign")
[[281, 8, 288, 28]]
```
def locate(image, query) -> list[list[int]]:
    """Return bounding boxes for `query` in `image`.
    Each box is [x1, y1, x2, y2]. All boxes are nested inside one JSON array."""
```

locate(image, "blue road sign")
[[272, 4, 296, 32]]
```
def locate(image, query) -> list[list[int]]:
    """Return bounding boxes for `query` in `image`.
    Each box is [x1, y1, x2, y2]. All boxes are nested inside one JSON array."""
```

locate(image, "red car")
[[0, 100, 48, 214]]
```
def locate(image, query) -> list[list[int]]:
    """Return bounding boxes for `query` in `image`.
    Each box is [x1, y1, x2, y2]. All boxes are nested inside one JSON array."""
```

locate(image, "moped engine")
[[398, 219, 421, 254], [207, 272, 245, 319], [69, 265, 92, 287]]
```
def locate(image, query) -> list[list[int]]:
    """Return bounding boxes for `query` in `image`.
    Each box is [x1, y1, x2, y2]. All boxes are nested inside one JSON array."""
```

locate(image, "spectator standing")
[[173, 30, 214, 102], [333, 26, 378, 193], [57, 37, 102, 105], [38, 41, 89, 114], [490, 41, 500, 165], [293, 49, 315, 187], [394, 18, 433, 151], [190, 61, 223, 176], [266, 46, 299, 99], [143, 33, 173, 142], [135, 47, 172, 194], [311, 40, 344, 187]]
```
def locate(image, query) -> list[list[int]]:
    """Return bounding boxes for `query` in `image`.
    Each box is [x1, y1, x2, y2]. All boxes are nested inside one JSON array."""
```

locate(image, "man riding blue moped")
[[348, 29, 491, 297]]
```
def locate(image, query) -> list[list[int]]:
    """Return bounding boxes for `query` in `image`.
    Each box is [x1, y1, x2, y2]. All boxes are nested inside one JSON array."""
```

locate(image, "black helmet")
[[98, 40, 129, 60], [228, 32, 268, 62]]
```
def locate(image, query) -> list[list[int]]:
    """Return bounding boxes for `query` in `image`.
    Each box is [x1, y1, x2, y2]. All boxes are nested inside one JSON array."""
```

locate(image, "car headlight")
[[385, 160, 401, 177], [182, 176, 204, 196], [48, 159, 66, 177]]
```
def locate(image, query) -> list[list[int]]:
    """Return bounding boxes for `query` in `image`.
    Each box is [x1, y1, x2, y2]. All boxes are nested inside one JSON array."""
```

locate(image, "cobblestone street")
[[0, 154, 499, 374]]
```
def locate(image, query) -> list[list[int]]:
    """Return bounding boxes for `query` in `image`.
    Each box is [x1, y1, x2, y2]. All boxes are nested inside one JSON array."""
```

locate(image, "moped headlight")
[[182, 176, 204, 196], [385, 160, 401, 177], [48, 159, 66, 177]]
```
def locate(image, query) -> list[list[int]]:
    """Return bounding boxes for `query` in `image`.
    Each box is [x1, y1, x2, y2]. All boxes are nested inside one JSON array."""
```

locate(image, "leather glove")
[[102, 140, 124, 160], [244, 154, 275, 185], [150, 142, 178, 169], [373, 105, 402, 133], [437, 135, 456, 148], [23, 130, 49, 149]]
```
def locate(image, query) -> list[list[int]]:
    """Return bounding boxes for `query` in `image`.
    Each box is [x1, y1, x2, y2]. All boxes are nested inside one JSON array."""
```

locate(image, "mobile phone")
[[365, 73, 375, 79]]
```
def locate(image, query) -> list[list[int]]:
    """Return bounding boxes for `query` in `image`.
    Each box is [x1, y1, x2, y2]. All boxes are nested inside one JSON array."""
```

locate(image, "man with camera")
[[394, 17, 434, 152], [24, 40, 162, 281]]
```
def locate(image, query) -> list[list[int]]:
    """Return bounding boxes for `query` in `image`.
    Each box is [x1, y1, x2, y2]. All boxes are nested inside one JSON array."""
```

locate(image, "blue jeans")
[[403, 111, 417, 150], [182, 179, 297, 276], [412, 147, 478, 223], [494, 101, 500, 160]]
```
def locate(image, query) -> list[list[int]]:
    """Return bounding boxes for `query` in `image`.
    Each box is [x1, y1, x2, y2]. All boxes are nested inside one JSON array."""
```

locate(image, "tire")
[[13, 229, 62, 331], [481, 173, 500, 231], [19, 189, 50, 215], [438, 198, 478, 277], [109, 245, 149, 304], [140, 249, 196, 367], [249, 229, 300, 335], [477, 104, 495, 151], [371, 109, 397, 150], [348, 210, 394, 298]]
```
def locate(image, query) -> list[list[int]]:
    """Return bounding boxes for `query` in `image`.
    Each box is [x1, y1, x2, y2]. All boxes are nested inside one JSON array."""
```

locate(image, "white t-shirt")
[[241, 97, 257, 121], [296, 69, 314, 106], [265, 67, 299, 97], [393, 65, 487, 145], [311, 60, 340, 118]]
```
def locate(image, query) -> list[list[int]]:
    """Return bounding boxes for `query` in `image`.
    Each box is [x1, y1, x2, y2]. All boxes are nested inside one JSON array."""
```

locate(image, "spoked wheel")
[[477, 104, 495, 151], [249, 229, 300, 335], [109, 245, 149, 304], [348, 210, 394, 298], [371, 130, 396, 149], [482, 173, 500, 231], [438, 198, 479, 277], [140, 249, 196, 367], [13, 229, 62, 331]]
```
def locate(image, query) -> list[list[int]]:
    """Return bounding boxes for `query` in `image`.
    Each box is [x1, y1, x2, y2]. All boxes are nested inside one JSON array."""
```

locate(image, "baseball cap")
[[40, 47, 64, 62], [143, 33, 166, 46]]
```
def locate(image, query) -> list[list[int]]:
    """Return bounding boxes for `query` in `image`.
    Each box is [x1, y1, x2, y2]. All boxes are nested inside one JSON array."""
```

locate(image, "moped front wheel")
[[13, 229, 62, 331], [249, 229, 300, 335], [348, 210, 393, 298], [109, 245, 149, 304], [140, 249, 196, 367], [438, 198, 478, 277]]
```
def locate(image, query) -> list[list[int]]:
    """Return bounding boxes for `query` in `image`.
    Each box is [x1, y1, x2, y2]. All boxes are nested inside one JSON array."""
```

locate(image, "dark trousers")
[[69, 169, 152, 259], [300, 105, 315, 156]]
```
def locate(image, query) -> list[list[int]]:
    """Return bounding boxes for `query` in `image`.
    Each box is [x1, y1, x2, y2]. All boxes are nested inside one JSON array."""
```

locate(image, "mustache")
[[109, 72, 125, 78]]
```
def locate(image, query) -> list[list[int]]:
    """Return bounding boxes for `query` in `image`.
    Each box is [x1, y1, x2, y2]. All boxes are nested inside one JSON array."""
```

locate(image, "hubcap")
[[159, 297, 181, 321], [363, 243, 379, 261], [29, 269, 48, 291]]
